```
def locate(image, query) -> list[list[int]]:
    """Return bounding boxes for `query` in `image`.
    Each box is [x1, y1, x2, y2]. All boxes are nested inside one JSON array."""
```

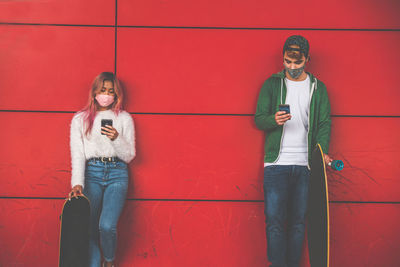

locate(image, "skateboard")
[[307, 144, 343, 267], [59, 195, 90, 267]]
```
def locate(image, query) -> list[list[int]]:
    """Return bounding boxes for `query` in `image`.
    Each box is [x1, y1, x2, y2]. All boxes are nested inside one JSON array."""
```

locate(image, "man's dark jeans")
[[263, 165, 310, 267]]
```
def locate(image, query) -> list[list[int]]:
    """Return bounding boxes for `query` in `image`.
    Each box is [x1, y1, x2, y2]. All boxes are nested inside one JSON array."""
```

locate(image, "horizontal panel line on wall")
[[331, 201, 400, 204], [1, 110, 399, 118], [118, 25, 400, 32], [1, 23, 399, 31], [0, 22, 114, 28], [1, 196, 400, 204]]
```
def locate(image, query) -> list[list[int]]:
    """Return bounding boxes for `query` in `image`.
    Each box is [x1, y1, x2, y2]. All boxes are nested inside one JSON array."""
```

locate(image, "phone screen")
[[279, 104, 290, 114], [101, 119, 113, 135]]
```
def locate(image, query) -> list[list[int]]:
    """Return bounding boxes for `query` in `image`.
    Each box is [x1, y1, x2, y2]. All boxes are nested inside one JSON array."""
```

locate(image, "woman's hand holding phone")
[[101, 125, 119, 141]]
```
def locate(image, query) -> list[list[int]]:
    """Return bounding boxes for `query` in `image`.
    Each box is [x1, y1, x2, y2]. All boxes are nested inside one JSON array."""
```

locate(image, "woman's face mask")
[[95, 80, 115, 108], [95, 94, 115, 107]]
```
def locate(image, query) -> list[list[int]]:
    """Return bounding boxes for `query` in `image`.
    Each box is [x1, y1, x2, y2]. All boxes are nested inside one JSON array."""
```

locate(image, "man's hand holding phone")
[[275, 104, 292, 125], [275, 111, 292, 125]]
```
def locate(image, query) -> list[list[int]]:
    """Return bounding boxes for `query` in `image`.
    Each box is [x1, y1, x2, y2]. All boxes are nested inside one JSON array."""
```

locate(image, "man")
[[255, 35, 332, 267]]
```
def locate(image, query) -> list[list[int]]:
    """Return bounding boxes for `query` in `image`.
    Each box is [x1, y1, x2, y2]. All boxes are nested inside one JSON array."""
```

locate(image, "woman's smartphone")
[[101, 119, 113, 135], [279, 104, 290, 114]]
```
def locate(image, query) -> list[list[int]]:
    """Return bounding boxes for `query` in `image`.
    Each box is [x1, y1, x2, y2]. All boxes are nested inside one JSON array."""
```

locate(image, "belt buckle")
[[101, 157, 113, 162]]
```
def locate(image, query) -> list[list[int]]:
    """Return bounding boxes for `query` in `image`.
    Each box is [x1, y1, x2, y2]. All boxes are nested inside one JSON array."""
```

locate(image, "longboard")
[[307, 144, 330, 267], [59, 195, 90, 267]]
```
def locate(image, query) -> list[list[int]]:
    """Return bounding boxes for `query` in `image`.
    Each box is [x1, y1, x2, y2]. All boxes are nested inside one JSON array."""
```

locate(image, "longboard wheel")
[[329, 160, 344, 171]]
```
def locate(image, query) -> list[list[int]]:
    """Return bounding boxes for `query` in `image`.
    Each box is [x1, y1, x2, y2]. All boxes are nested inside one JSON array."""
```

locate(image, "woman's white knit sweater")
[[70, 110, 136, 188]]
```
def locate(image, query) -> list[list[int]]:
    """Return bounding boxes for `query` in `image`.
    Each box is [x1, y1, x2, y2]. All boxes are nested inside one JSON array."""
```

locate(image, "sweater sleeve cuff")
[[71, 175, 85, 189], [111, 134, 125, 147]]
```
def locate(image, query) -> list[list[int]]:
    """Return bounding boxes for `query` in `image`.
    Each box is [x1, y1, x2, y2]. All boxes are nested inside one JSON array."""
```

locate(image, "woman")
[[68, 72, 135, 267]]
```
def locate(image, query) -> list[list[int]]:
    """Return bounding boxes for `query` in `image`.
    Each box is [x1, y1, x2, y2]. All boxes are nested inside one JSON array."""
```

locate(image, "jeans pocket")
[[85, 163, 103, 179], [263, 165, 289, 186], [264, 165, 277, 171], [114, 161, 127, 170], [87, 160, 101, 167]]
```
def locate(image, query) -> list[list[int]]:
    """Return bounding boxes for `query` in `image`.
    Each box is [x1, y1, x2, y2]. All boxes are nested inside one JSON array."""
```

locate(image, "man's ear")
[[306, 55, 311, 62]]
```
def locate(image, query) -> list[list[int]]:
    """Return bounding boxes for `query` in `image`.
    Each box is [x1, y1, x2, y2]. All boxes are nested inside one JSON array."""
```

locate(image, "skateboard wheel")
[[330, 160, 344, 171]]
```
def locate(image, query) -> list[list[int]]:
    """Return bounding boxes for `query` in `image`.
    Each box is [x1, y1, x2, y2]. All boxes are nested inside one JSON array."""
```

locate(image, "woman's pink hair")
[[81, 72, 124, 136]]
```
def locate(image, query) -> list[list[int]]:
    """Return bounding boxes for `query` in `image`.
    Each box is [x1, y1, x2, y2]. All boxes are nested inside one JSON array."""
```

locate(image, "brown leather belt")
[[89, 157, 121, 163]]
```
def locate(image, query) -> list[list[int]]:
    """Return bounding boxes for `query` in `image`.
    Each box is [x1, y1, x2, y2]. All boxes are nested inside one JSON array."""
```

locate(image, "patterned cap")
[[283, 35, 310, 58]]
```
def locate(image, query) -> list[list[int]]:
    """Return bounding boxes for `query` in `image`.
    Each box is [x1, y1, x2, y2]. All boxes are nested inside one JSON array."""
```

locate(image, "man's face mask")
[[284, 64, 305, 79]]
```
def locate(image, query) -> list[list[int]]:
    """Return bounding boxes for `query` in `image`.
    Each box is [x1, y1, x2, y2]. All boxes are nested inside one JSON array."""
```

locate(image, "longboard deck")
[[307, 144, 330, 267], [59, 195, 90, 267]]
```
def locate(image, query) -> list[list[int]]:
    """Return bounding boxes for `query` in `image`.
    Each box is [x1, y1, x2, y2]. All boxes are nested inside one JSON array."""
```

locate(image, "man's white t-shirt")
[[265, 75, 310, 167]]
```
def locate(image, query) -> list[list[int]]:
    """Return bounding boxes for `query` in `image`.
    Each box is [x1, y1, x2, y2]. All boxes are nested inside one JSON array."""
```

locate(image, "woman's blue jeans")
[[83, 159, 128, 266], [263, 165, 310, 267]]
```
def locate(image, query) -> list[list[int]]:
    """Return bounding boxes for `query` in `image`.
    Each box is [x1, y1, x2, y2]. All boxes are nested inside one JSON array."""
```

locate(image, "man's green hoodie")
[[255, 70, 331, 166]]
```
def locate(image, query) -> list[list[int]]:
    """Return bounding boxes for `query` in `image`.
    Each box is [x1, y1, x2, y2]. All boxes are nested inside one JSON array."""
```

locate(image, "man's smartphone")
[[279, 104, 290, 115], [101, 119, 113, 135]]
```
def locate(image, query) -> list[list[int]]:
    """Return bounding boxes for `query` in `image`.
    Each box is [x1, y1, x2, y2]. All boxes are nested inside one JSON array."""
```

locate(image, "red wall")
[[1, 1, 400, 266]]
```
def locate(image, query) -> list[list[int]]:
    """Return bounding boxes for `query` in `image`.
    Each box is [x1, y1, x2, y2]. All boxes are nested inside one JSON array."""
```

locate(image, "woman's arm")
[[70, 114, 86, 189], [110, 112, 136, 163]]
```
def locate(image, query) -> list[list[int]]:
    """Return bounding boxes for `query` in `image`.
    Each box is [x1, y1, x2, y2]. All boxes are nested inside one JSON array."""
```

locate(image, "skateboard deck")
[[307, 144, 330, 267], [59, 195, 90, 267]]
